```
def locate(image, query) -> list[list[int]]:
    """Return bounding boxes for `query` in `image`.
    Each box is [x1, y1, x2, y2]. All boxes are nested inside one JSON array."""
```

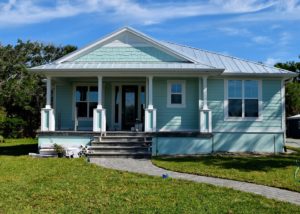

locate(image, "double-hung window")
[[226, 80, 261, 120], [167, 80, 186, 108], [75, 86, 98, 119]]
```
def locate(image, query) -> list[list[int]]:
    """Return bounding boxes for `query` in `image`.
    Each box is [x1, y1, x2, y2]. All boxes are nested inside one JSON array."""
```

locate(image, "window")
[[75, 86, 98, 118], [167, 80, 186, 108], [226, 80, 261, 120]]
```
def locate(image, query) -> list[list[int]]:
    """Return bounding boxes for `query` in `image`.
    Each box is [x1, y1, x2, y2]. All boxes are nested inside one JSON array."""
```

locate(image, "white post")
[[97, 76, 103, 109], [202, 76, 208, 110], [200, 76, 212, 133], [93, 76, 106, 132], [41, 76, 55, 131], [145, 76, 156, 132], [148, 76, 153, 109], [46, 77, 51, 109]]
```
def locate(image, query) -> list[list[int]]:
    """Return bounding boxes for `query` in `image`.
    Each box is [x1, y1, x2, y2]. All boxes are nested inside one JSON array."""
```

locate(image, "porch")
[[41, 75, 212, 134]]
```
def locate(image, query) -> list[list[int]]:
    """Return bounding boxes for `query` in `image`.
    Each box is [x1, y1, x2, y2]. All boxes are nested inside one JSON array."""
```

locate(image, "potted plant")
[[53, 143, 64, 158]]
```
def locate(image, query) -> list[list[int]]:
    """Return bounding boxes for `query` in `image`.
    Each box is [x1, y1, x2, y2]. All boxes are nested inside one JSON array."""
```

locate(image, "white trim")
[[167, 80, 186, 108], [97, 76, 103, 109], [202, 76, 208, 109], [213, 127, 284, 133], [55, 27, 197, 64], [148, 76, 154, 109], [224, 79, 262, 121]]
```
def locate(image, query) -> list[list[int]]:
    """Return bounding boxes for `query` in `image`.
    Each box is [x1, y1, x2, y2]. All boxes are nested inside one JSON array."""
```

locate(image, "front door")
[[122, 85, 138, 130]]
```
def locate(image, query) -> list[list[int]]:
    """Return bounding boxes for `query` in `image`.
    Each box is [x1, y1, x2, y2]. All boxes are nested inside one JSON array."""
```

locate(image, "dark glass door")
[[122, 86, 138, 130]]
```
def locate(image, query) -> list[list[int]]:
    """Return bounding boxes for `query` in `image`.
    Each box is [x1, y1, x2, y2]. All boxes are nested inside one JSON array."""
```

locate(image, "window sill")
[[224, 117, 263, 122]]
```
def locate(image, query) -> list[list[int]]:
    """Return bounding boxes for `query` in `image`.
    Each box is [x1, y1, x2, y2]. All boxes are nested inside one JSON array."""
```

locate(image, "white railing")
[[41, 108, 55, 131]]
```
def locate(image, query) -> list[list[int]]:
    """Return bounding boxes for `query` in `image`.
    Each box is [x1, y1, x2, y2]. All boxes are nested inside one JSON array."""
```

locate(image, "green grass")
[[0, 139, 300, 213], [152, 149, 300, 193]]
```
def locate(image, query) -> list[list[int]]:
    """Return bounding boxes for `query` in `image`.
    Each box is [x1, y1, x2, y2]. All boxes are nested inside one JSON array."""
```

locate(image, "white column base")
[[41, 108, 55, 131], [200, 109, 212, 133], [145, 108, 156, 132], [93, 108, 106, 132]]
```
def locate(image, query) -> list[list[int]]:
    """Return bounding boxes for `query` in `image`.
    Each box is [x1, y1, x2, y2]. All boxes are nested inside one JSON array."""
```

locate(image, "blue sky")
[[0, 0, 300, 65]]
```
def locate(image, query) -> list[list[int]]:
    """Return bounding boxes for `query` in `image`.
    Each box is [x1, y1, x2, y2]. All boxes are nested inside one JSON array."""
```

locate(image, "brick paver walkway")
[[90, 157, 300, 206]]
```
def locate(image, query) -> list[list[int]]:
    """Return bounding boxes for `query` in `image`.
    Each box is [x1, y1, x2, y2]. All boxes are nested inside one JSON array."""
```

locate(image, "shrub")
[[0, 117, 26, 138]]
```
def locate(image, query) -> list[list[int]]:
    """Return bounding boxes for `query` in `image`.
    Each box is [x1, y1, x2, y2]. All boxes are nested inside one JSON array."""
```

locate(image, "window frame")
[[167, 80, 186, 108], [224, 79, 262, 121], [73, 84, 104, 121]]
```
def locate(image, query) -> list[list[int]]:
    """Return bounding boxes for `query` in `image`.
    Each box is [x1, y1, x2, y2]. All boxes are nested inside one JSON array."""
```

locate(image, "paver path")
[[90, 157, 300, 206]]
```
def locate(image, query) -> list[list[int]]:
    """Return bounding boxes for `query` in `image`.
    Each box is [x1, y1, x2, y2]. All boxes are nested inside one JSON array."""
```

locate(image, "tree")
[[275, 57, 300, 116], [0, 40, 76, 137]]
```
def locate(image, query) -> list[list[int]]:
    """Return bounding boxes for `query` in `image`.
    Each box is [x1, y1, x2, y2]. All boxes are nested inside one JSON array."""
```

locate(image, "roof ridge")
[[162, 41, 291, 73]]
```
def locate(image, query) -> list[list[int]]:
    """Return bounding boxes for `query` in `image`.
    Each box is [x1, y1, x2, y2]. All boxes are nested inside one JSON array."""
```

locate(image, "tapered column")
[[97, 76, 103, 109], [199, 76, 212, 133], [145, 76, 156, 132], [41, 76, 55, 131], [93, 76, 106, 132]]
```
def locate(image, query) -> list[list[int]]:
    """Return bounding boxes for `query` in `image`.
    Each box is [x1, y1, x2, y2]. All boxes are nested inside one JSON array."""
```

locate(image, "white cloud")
[[264, 57, 281, 66], [218, 27, 251, 36], [252, 36, 273, 44], [0, 0, 290, 26]]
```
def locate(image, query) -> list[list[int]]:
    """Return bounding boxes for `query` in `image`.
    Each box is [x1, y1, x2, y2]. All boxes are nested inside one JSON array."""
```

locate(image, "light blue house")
[[31, 27, 297, 156]]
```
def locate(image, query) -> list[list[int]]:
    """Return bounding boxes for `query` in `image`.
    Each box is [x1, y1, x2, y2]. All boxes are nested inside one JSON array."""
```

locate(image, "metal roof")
[[161, 41, 295, 77], [30, 27, 297, 78]]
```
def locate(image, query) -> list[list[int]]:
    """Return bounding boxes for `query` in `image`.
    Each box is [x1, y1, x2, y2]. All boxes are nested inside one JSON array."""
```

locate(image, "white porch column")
[[46, 77, 51, 109], [148, 75, 153, 110], [93, 76, 106, 132], [97, 76, 103, 109], [145, 76, 156, 132], [41, 76, 55, 131], [199, 76, 212, 133]]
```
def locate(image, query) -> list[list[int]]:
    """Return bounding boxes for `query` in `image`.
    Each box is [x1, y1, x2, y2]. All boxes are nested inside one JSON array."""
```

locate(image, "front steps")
[[87, 132, 152, 158]]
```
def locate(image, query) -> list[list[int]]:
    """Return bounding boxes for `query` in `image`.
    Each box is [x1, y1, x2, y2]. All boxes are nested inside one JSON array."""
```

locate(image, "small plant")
[[53, 143, 64, 158]]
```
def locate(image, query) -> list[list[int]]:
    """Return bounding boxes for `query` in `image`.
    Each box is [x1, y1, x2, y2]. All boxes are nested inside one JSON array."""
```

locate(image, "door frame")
[[111, 82, 145, 131]]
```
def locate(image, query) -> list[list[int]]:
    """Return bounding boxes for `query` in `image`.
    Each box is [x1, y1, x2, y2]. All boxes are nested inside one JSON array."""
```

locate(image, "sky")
[[0, 0, 300, 66]]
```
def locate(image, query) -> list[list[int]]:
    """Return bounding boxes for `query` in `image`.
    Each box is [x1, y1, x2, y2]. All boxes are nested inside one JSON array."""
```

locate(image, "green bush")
[[0, 117, 26, 138]]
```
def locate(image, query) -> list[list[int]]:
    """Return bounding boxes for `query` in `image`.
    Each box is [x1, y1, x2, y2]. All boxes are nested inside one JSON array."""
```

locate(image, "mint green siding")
[[153, 78, 199, 131], [74, 47, 185, 62], [39, 136, 91, 148], [208, 79, 282, 132], [213, 133, 284, 153]]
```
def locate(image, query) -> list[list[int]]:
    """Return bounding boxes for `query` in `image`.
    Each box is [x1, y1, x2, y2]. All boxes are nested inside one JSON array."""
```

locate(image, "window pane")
[[89, 86, 98, 102], [76, 102, 87, 117], [171, 94, 182, 104], [89, 102, 97, 118], [76, 86, 87, 101], [228, 80, 242, 98], [228, 99, 242, 117], [245, 99, 258, 117], [244, 80, 258, 98], [171, 83, 182, 93]]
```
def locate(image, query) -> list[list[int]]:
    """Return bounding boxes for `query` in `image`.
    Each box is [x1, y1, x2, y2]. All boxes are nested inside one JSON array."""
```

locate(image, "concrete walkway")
[[90, 157, 300, 206], [286, 138, 300, 148]]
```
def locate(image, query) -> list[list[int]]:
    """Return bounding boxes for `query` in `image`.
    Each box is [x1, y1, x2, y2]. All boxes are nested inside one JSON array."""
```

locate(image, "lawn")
[[152, 149, 300, 193], [0, 139, 299, 213]]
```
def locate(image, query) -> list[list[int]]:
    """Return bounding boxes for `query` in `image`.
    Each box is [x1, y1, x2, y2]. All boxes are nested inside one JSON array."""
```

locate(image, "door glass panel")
[[125, 91, 135, 122]]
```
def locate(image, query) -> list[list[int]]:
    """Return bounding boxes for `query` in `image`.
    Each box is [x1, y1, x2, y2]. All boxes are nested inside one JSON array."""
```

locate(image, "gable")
[[70, 31, 189, 63]]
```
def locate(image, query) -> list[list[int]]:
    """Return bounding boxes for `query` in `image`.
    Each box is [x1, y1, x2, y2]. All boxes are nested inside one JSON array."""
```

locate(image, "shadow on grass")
[[155, 154, 300, 172], [0, 144, 38, 156]]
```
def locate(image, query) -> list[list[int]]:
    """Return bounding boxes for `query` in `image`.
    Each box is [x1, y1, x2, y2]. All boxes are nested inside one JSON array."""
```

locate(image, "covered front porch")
[[41, 75, 212, 134]]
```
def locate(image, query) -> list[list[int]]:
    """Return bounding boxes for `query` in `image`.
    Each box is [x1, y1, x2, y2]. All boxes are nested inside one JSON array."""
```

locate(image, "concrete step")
[[91, 141, 152, 146], [88, 145, 150, 150], [100, 132, 153, 137]]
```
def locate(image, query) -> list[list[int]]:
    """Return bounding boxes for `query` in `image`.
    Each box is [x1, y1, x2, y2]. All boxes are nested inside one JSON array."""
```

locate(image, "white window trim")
[[73, 83, 105, 121], [167, 80, 186, 108], [224, 79, 262, 121]]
